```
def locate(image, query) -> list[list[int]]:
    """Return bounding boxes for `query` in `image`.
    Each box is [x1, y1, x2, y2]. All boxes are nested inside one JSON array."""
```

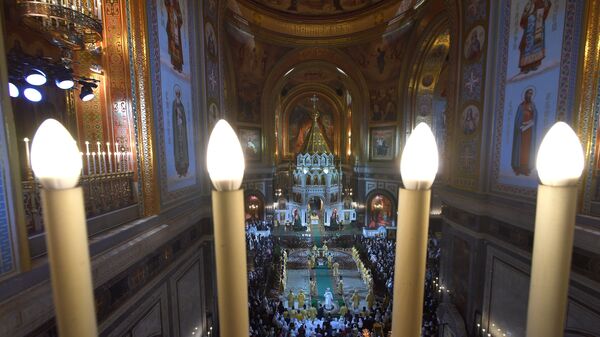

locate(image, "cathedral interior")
[[0, 0, 599, 336]]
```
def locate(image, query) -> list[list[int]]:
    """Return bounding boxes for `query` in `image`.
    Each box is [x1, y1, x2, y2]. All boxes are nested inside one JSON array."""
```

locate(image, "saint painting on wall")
[[150, 0, 199, 198], [369, 127, 395, 161], [369, 87, 397, 123], [207, 101, 219, 132], [172, 84, 189, 177], [164, 0, 184, 73], [518, 0, 552, 74], [511, 87, 537, 176], [462, 105, 479, 135], [464, 25, 485, 61], [239, 127, 262, 162], [205, 22, 217, 58], [492, 0, 582, 193]]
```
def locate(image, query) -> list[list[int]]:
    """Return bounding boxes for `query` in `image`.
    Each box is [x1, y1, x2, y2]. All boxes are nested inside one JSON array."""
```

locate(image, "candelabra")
[[22, 137, 137, 236], [16, 0, 103, 50]]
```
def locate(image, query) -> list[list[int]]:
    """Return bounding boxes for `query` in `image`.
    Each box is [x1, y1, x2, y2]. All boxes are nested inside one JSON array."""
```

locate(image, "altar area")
[[273, 99, 356, 231], [281, 248, 371, 314]]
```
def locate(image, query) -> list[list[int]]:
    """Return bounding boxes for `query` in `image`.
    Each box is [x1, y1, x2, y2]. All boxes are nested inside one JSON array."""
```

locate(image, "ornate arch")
[[261, 47, 370, 164], [364, 189, 397, 228], [244, 189, 266, 220], [281, 83, 344, 158]]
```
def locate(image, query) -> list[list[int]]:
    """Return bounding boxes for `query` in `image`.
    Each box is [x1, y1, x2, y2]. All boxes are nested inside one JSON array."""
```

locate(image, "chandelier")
[[15, 0, 103, 50]]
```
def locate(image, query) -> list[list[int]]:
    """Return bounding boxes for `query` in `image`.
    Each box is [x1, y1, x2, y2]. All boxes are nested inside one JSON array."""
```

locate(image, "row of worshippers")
[[351, 247, 374, 291], [353, 236, 442, 337], [279, 249, 288, 291], [355, 237, 395, 294]]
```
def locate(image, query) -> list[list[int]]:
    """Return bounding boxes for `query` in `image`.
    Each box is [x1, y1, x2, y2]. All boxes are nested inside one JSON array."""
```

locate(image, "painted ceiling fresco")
[[246, 0, 388, 17]]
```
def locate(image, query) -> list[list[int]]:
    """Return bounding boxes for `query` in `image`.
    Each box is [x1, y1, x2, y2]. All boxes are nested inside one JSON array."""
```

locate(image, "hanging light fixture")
[[79, 81, 97, 102], [55, 74, 75, 90], [23, 87, 43, 102], [25, 68, 47, 86], [8, 82, 19, 98]]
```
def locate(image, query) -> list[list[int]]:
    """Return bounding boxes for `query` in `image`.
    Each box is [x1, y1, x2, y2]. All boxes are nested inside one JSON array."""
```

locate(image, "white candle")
[[85, 152, 91, 175], [526, 122, 584, 337], [24, 138, 31, 170], [392, 123, 438, 337], [80, 152, 84, 176], [114, 142, 120, 172], [91, 152, 97, 175], [106, 142, 112, 173], [101, 152, 107, 174], [96, 141, 101, 154], [206, 120, 249, 337], [119, 151, 124, 172], [128, 151, 133, 171]]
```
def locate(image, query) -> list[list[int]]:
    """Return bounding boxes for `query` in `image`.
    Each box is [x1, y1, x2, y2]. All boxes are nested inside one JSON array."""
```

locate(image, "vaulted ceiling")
[[226, 0, 425, 46]]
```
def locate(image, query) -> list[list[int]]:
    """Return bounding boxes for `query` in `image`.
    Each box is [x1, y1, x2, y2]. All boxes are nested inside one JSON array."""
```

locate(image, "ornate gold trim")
[[577, 0, 600, 213], [127, 0, 160, 216], [227, 0, 417, 46]]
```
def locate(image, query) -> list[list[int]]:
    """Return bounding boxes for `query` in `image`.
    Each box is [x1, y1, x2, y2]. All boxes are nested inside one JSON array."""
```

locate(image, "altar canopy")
[[276, 97, 356, 228]]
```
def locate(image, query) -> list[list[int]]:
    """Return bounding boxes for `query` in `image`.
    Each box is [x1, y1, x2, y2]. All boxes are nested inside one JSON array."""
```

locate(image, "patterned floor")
[[282, 249, 370, 312]]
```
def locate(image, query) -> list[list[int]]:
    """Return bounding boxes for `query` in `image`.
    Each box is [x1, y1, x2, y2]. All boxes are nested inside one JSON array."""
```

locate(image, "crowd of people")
[[244, 222, 442, 336], [246, 218, 274, 232], [249, 293, 391, 337], [355, 235, 442, 337], [356, 236, 396, 294], [246, 226, 274, 290]]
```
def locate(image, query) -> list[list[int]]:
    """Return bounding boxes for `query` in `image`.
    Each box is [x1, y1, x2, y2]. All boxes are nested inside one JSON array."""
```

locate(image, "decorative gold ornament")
[[15, 0, 103, 50]]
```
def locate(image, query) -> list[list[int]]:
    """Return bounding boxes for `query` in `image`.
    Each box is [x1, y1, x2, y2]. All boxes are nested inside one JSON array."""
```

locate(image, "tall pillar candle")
[[41, 187, 97, 337], [206, 119, 248, 337], [30, 119, 97, 337], [391, 188, 431, 337], [525, 122, 584, 337], [391, 123, 438, 337], [211, 189, 249, 337]]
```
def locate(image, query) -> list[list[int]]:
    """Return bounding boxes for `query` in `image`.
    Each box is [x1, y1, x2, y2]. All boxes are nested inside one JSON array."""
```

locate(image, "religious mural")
[[227, 32, 290, 124], [492, 0, 583, 193], [150, 0, 198, 194], [464, 25, 485, 62], [369, 86, 397, 122], [462, 105, 480, 135], [287, 95, 335, 155], [369, 126, 395, 161], [344, 32, 405, 125], [205, 22, 217, 58], [248, 0, 386, 16], [208, 101, 219, 132], [239, 127, 262, 162]]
